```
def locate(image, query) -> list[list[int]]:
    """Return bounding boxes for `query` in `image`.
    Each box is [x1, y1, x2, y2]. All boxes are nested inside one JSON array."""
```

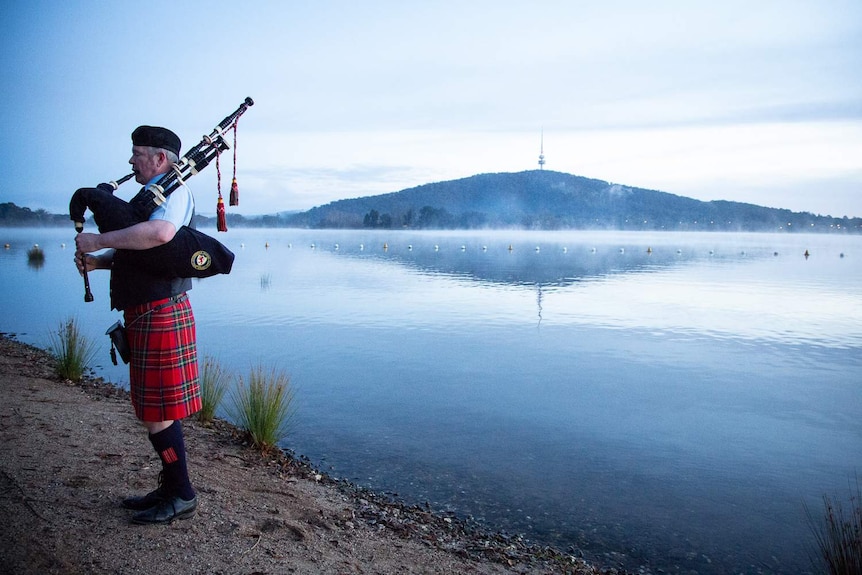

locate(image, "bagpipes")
[[70, 97, 254, 302]]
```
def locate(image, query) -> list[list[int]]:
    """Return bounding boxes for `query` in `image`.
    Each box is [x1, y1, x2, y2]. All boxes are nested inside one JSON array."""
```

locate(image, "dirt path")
[[0, 334, 602, 575]]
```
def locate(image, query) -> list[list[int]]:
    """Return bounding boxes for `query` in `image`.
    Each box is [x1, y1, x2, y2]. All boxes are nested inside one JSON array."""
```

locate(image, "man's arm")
[[75, 219, 178, 254]]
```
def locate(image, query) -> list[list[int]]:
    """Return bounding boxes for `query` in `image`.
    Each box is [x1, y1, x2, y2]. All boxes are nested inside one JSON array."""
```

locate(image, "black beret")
[[131, 126, 181, 157]]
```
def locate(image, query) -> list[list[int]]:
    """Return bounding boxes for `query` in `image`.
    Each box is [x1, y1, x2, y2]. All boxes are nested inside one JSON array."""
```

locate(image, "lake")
[[2, 227, 860, 574]]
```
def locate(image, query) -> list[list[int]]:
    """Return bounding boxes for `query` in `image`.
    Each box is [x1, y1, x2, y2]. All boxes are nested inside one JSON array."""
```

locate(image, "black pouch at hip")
[[105, 320, 130, 365]]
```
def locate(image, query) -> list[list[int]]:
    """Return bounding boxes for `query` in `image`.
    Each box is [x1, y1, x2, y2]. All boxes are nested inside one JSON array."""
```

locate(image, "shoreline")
[[0, 332, 610, 574]]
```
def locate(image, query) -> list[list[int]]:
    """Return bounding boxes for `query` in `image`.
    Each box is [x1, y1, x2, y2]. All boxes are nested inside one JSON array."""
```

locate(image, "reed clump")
[[48, 317, 98, 382], [807, 476, 862, 575], [198, 355, 231, 424], [27, 244, 45, 268], [228, 364, 295, 454]]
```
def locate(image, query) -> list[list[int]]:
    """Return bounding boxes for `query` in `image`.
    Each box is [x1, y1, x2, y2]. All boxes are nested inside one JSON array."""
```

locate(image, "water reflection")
[[288, 233, 860, 349], [259, 272, 272, 291], [536, 284, 543, 327], [332, 239, 704, 288]]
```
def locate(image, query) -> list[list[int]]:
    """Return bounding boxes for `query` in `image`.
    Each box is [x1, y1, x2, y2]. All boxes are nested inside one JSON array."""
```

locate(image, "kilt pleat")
[[124, 296, 201, 422]]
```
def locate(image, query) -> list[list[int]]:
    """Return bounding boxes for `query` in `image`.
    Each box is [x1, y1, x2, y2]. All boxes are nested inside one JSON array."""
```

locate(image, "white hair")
[[143, 145, 179, 164]]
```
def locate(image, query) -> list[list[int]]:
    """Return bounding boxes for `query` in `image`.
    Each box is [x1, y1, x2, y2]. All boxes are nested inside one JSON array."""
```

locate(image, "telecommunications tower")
[[538, 129, 546, 170]]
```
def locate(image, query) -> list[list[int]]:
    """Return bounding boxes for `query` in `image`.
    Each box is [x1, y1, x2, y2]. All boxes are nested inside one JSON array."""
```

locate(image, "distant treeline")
[[0, 202, 284, 230], [0, 203, 69, 227], [4, 170, 861, 233]]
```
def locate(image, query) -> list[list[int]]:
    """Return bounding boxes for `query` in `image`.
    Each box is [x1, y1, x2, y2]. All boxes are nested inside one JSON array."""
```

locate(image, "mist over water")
[[3, 228, 860, 574]]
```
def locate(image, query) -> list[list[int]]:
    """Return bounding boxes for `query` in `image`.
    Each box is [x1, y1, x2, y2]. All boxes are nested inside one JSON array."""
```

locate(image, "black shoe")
[[122, 471, 167, 511], [131, 494, 198, 525], [121, 486, 168, 511]]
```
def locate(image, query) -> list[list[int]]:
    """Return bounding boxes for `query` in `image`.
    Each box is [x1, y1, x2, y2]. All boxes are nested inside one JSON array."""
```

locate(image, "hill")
[[283, 170, 860, 233], [3, 171, 860, 232]]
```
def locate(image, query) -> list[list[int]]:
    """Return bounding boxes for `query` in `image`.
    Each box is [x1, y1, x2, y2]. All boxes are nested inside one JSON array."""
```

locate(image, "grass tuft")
[[229, 364, 295, 454], [807, 475, 862, 575], [48, 317, 98, 382], [27, 244, 45, 269], [198, 355, 231, 424]]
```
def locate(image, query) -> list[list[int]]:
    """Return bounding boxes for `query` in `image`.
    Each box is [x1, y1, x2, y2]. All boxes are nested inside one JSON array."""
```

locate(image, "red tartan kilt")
[[124, 295, 201, 422]]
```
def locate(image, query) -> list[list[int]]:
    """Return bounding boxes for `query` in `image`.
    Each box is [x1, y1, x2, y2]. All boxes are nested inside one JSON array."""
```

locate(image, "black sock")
[[148, 420, 195, 501]]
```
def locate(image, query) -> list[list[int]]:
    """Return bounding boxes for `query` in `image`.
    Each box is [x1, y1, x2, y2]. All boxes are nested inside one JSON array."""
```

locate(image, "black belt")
[[150, 293, 188, 313], [128, 293, 188, 327]]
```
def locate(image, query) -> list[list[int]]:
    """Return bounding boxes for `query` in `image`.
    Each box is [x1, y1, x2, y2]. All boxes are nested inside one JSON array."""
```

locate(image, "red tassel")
[[216, 194, 227, 232], [229, 178, 239, 206]]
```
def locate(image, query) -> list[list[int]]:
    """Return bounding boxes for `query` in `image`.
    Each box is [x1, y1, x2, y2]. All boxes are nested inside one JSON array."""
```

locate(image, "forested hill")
[[3, 171, 860, 232], [284, 170, 860, 233]]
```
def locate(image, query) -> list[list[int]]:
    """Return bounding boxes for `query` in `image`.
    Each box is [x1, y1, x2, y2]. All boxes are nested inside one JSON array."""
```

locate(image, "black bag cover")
[[128, 225, 235, 279], [70, 186, 234, 279]]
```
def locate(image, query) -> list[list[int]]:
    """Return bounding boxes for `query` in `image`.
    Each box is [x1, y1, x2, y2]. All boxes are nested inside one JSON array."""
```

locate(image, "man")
[[75, 126, 200, 525]]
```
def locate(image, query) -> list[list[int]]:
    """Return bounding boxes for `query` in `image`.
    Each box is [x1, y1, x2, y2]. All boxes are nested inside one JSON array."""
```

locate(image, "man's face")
[[129, 146, 164, 184]]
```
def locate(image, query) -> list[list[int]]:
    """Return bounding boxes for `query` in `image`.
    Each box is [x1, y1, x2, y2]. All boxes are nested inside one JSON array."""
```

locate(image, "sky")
[[1, 0, 860, 219]]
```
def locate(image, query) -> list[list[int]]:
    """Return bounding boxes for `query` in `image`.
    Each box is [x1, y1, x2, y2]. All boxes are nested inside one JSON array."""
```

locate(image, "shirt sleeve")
[[149, 183, 195, 229]]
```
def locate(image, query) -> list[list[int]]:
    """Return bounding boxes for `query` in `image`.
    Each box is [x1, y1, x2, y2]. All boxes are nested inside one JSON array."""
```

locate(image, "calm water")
[[3, 227, 861, 574]]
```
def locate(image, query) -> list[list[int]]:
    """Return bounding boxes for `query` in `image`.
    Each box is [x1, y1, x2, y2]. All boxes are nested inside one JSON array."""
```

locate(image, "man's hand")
[[74, 249, 111, 275], [74, 251, 95, 276], [75, 232, 102, 255]]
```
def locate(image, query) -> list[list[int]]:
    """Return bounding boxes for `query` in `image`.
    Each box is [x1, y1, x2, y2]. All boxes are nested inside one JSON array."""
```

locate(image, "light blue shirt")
[[146, 174, 195, 230]]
